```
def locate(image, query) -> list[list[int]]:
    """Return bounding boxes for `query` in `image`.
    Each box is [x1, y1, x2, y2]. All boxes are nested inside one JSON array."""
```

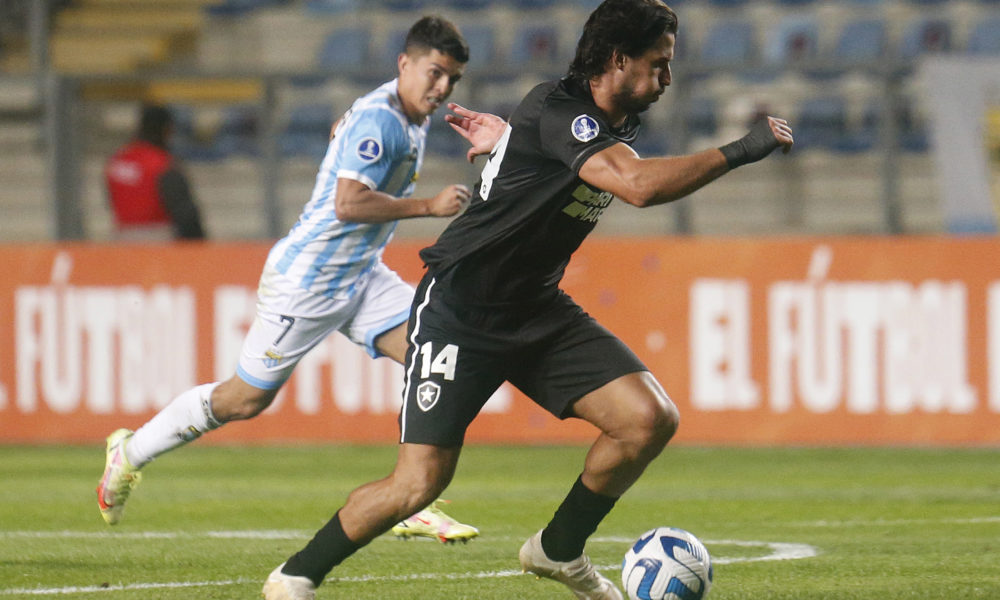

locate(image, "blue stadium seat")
[[217, 105, 260, 157], [795, 95, 848, 151], [279, 103, 334, 159], [376, 0, 427, 10], [966, 17, 1000, 55], [699, 20, 755, 65], [317, 27, 371, 73], [304, 0, 358, 14], [425, 113, 465, 158], [898, 18, 951, 60], [376, 23, 494, 74], [508, 24, 562, 71], [170, 106, 252, 161], [685, 96, 718, 138], [510, 0, 558, 7], [763, 15, 819, 65], [206, 0, 287, 17], [378, 27, 409, 64], [463, 24, 498, 72], [632, 128, 671, 157], [829, 99, 877, 154], [854, 98, 929, 154], [443, 0, 492, 9], [170, 106, 221, 162], [834, 18, 887, 62]]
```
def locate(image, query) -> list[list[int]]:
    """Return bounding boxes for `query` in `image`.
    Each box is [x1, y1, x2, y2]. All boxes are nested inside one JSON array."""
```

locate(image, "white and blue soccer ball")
[[621, 527, 713, 600]]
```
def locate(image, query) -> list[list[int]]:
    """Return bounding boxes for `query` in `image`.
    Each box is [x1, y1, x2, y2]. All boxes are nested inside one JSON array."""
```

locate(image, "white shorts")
[[235, 262, 414, 390]]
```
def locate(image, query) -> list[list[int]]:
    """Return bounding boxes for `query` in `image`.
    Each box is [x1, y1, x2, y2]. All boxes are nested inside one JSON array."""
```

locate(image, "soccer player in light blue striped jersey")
[[97, 16, 504, 543]]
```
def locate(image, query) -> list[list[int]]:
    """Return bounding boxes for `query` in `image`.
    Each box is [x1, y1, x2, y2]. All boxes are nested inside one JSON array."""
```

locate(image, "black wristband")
[[718, 118, 780, 169], [718, 138, 749, 169]]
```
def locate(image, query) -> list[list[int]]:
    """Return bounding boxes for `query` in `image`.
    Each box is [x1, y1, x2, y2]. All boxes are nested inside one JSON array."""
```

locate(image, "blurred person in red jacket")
[[104, 104, 205, 240]]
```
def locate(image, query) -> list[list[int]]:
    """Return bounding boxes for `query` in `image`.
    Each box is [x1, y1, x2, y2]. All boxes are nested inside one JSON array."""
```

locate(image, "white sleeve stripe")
[[338, 170, 379, 191]]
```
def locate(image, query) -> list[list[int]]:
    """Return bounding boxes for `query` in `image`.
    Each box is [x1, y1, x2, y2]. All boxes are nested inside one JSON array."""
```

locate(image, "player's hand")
[[428, 184, 471, 217], [769, 116, 794, 155], [445, 102, 507, 163]]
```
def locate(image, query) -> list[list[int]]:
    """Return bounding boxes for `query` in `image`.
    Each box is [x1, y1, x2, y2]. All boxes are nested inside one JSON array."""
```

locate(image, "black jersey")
[[420, 77, 640, 308]]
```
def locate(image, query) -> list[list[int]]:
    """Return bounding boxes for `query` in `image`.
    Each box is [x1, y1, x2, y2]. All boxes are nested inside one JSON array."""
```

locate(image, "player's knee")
[[629, 395, 679, 458], [225, 399, 269, 421], [210, 383, 275, 422], [394, 473, 449, 515]]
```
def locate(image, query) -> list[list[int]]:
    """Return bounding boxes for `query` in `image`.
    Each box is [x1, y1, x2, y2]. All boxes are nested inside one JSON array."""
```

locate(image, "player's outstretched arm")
[[579, 116, 794, 208], [334, 178, 471, 223], [444, 102, 507, 163]]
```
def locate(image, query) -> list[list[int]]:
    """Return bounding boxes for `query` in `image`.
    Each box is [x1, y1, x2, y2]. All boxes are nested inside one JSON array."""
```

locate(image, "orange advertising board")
[[2, 238, 998, 446]]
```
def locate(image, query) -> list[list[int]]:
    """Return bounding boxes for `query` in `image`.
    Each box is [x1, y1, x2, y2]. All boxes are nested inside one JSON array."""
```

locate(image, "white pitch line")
[[0, 530, 309, 540], [0, 579, 254, 596], [591, 536, 819, 564], [0, 531, 819, 596], [797, 516, 1000, 528]]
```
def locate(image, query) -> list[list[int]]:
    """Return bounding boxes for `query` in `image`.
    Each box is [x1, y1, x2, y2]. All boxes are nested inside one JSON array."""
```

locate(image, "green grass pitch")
[[2, 444, 999, 599]]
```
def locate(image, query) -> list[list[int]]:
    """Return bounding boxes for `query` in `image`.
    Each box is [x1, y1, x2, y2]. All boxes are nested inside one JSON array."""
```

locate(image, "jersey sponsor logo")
[[571, 115, 600, 142], [416, 381, 441, 412], [357, 137, 382, 162], [563, 184, 615, 223]]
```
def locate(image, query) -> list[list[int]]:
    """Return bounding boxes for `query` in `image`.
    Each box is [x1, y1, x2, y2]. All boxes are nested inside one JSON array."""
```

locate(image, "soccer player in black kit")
[[263, 1, 794, 598]]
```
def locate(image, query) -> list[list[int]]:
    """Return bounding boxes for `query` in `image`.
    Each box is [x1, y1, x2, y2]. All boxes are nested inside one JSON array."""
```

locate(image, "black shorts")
[[399, 273, 648, 446]]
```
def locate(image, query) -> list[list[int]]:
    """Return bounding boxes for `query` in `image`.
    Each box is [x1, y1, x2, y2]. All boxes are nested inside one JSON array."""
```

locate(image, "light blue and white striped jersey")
[[266, 79, 427, 299]]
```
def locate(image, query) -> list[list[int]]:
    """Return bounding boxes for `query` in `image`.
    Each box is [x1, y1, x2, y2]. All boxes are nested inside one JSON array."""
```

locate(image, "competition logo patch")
[[571, 114, 599, 142], [357, 137, 382, 162], [416, 381, 441, 412], [263, 347, 284, 369]]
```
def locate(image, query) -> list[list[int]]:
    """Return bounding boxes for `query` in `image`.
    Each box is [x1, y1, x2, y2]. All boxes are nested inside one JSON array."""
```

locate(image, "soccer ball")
[[621, 527, 713, 600]]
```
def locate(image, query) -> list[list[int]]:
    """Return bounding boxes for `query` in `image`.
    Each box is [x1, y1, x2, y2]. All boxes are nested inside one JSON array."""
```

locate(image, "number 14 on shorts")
[[418, 342, 459, 381]]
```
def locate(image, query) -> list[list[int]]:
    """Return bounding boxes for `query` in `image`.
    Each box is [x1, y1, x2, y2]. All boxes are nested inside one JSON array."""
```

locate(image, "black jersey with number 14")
[[420, 77, 640, 309]]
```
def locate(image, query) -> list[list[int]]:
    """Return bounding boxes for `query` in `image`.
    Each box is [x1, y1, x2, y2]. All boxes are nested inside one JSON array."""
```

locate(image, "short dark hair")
[[138, 104, 173, 146], [404, 15, 469, 64], [568, 0, 678, 81]]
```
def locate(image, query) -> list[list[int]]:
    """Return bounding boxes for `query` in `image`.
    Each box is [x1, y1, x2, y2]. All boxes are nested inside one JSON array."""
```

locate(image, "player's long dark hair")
[[567, 0, 678, 82], [405, 15, 469, 64]]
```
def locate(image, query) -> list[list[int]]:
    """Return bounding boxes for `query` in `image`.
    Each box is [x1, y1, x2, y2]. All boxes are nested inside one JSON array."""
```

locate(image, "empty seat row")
[[303, 12, 1000, 86], [210, 0, 1000, 17], [165, 84, 930, 163], [698, 14, 1000, 67]]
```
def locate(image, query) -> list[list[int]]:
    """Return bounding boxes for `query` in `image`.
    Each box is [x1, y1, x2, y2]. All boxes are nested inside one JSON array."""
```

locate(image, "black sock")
[[540, 475, 618, 562], [282, 511, 361, 587]]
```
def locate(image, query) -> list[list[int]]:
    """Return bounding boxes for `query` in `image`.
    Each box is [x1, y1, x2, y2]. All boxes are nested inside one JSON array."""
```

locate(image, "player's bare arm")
[[444, 102, 507, 163], [334, 177, 471, 223], [579, 116, 794, 208]]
